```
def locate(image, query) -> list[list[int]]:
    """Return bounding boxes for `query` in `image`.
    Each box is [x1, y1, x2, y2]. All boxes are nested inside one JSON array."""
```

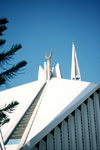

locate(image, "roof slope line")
[[17, 82, 48, 150], [4, 82, 46, 145]]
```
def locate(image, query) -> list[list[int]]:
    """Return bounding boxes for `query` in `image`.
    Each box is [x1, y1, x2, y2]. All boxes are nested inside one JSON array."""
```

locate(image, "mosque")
[[0, 41, 100, 150]]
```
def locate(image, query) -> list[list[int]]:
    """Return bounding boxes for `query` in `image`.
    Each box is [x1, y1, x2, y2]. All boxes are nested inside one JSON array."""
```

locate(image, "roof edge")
[[22, 83, 100, 149]]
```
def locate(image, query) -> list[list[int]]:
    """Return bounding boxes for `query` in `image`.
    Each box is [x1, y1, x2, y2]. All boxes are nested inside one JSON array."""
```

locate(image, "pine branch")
[[6, 44, 22, 56], [1, 101, 19, 112], [0, 75, 5, 85], [0, 115, 9, 126], [0, 18, 8, 25], [0, 44, 22, 64], [0, 18, 8, 36], [0, 18, 26, 127], [0, 101, 19, 126], [0, 118, 10, 126], [0, 111, 6, 119], [0, 111, 9, 126], [0, 39, 6, 46], [0, 25, 7, 35], [0, 61, 27, 82]]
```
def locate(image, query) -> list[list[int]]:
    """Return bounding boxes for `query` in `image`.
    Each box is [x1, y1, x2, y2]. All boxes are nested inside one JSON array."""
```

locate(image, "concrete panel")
[[61, 120, 69, 150], [47, 133, 54, 150], [75, 109, 83, 150], [87, 97, 96, 150], [81, 103, 90, 150], [54, 126, 61, 150], [39, 140, 46, 150], [93, 92, 100, 149], [68, 114, 76, 150]]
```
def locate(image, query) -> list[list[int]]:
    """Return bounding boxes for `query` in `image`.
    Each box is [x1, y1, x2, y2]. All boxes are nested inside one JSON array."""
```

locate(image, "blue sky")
[[0, 0, 100, 90]]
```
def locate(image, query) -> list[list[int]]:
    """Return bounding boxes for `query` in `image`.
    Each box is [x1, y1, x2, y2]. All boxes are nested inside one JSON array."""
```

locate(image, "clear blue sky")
[[0, 0, 100, 90]]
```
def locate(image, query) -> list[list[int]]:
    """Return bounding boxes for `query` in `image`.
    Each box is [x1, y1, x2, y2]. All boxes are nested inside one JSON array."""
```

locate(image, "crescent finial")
[[45, 50, 52, 60]]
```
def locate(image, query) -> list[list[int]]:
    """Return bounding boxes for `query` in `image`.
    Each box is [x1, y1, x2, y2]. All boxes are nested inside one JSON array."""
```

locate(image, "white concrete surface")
[[71, 41, 81, 80], [26, 78, 98, 144], [0, 77, 99, 150], [0, 80, 45, 142]]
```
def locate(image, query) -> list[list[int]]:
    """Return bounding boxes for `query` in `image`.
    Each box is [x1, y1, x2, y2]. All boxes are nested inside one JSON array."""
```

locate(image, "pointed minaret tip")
[[71, 41, 81, 81]]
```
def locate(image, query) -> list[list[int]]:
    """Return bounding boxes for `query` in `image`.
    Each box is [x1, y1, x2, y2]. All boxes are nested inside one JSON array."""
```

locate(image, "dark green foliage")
[[0, 101, 19, 126], [0, 18, 27, 85], [0, 18, 8, 25], [0, 39, 6, 46], [0, 25, 7, 35], [0, 44, 22, 64], [0, 61, 27, 82], [1, 101, 19, 113], [0, 18, 27, 126], [0, 76, 5, 85], [0, 18, 8, 36]]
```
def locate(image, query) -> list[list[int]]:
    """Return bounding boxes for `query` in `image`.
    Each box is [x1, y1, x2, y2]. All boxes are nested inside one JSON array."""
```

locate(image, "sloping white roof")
[[23, 78, 99, 149], [0, 80, 45, 140], [0, 78, 99, 150]]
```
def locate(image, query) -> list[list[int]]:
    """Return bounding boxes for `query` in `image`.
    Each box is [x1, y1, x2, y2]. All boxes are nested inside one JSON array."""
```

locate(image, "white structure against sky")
[[38, 51, 62, 82], [0, 41, 100, 150], [71, 41, 81, 80]]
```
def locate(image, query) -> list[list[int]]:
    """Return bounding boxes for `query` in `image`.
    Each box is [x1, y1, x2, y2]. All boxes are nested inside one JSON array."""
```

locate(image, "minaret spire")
[[45, 50, 52, 81], [71, 41, 81, 80]]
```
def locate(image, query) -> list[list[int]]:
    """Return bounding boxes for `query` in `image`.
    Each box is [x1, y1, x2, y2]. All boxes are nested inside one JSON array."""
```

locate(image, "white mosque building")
[[0, 41, 100, 150]]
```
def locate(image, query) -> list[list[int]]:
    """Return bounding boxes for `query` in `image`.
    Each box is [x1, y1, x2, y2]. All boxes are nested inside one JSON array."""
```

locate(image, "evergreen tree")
[[0, 18, 27, 126]]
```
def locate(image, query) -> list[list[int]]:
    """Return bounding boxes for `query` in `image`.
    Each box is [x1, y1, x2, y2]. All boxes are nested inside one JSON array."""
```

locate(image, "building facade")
[[0, 42, 100, 150]]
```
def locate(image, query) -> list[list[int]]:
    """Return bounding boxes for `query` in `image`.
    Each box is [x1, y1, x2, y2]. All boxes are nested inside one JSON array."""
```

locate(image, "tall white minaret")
[[71, 41, 81, 80]]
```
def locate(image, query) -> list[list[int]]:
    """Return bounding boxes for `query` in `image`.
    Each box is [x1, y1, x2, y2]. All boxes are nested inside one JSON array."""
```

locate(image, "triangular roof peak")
[[71, 41, 81, 81]]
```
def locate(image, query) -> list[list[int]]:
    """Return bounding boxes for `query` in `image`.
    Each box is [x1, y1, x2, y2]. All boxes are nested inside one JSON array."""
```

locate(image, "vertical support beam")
[[32, 146, 38, 150], [87, 97, 96, 150], [0, 128, 6, 150], [44, 62, 47, 81], [54, 126, 61, 150], [61, 120, 69, 150], [68, 114, 76, 150], [81, 103, 90, 150], [75, 109, 83, 150], [39, 140, 46, 150], [93, 92, 100, 149], [47, 133, 54, 150], [55, 63, 62, 79], [47, 61, 51, 81]]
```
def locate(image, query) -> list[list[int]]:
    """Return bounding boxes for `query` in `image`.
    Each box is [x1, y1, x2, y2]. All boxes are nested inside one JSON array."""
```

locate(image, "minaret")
[[45, 51, 52, 81], [71, 41, 81, 80]]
